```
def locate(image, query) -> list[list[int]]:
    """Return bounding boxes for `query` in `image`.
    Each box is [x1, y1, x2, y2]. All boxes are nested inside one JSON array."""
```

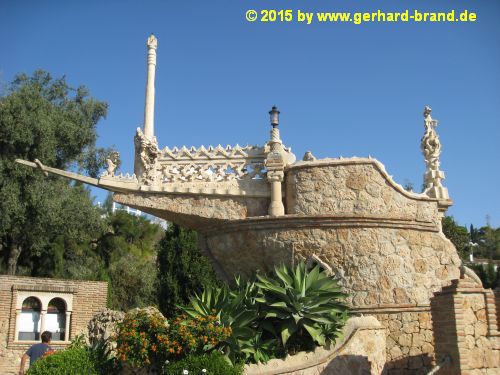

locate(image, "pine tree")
[[157, 224, 220, 317]]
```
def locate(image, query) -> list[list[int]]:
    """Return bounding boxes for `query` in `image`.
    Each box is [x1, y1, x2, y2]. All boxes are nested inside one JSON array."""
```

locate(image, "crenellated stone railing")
[[157, 144, 268, 183]]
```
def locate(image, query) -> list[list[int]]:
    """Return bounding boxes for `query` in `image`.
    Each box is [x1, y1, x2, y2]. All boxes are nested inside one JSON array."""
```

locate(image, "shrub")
[[161, 314, 232, 357], [163, 352, 243, 375], [115, 308, 169, 368], [255, 262, 348, 352], [157, 224, 221, 318], [115, 307, 231, 371], [181, 261, 348, 364], [88, 340, 121, 375], [181, 279, 262, 364], [27, 345, 98, 375]]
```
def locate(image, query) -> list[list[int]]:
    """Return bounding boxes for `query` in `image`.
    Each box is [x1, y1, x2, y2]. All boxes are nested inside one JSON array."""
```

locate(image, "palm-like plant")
[[179, 262, 348, 364], [255, 263, 348, 348], [181, 282, 259, 363]]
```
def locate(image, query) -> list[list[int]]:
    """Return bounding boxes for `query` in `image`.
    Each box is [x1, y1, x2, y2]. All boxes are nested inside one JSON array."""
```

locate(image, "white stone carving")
[[420, 106, 449, 200], [158, 144, 267, 183], [102, 151, 119, 177], [134, 127, 160, 185], [303, 151, 316, 161]]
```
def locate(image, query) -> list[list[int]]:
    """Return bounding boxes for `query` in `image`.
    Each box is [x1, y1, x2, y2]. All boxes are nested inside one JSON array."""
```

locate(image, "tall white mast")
[[143, 34, 157, 139]]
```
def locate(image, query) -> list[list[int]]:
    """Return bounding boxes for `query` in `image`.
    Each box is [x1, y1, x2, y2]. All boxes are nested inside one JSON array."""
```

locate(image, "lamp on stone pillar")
[[265, 106, 285, 216], [269, 105, 280, 126]]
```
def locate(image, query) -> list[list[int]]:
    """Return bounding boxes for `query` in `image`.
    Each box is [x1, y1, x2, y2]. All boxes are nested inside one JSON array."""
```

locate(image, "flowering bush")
[[115, 308, 231, 371], [157, 314, 231, 357], [115, 308, 168, 368]]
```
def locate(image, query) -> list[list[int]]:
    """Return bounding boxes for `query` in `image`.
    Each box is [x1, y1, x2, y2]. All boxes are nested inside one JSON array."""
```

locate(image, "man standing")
[[19, 331, 52, 374]]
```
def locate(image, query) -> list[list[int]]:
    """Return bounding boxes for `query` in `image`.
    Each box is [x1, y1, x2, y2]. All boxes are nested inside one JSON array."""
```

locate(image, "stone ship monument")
[[17, 35, 499, 374]]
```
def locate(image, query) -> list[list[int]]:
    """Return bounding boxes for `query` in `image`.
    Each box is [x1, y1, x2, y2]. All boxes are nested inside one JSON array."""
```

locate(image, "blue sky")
[[1, 0, 499, 227]]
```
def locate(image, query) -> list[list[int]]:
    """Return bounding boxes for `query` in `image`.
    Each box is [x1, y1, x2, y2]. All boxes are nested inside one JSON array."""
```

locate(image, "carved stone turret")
[[420, 106, 449, 200]]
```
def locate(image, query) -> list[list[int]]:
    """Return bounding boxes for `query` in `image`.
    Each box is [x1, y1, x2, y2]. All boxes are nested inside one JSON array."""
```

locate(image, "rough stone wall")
[[201, 224, 462, 371], [0, 275, 107, 375], [244, 316, 386, 375], [431, 279, 500, 375], [462, 292, 499, 372], [114, 191, 268, 229], [286, 159, 441, 227], [370, 309, 435, 374], [203, 226, 461, 306]]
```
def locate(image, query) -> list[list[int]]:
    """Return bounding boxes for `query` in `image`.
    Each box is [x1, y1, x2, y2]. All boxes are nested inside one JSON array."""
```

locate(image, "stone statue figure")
[[303, 151, 316, 161], [104, 151, 120, 177], [420, 106, 449, 199], [134, 127, 159, 185], [421, 106, 441, 174]]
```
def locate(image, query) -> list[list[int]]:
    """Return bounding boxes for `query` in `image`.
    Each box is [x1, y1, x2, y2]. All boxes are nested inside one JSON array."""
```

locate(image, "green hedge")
[[27, 346, 99, 375], [163, 352, 243, 375]]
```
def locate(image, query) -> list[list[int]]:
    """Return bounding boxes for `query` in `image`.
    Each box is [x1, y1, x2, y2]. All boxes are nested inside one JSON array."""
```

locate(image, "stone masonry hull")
[[199, 218, 462, 371], [201, 222, 461, 306]]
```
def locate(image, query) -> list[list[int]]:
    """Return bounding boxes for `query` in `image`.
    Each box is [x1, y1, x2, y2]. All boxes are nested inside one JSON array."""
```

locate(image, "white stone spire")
[[143, 34, 157, 140], [421, 106, 449, 200]]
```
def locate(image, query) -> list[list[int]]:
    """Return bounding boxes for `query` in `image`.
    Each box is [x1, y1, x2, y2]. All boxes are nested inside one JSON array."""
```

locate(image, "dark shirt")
[[26, 343, 51, 364]]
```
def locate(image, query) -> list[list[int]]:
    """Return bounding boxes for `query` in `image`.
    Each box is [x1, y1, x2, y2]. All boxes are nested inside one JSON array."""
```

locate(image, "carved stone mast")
[[421, 106, 449, 200], [144, 34, 157, 140], [134, 34, 160, 185], [265, 106, 286, 216]]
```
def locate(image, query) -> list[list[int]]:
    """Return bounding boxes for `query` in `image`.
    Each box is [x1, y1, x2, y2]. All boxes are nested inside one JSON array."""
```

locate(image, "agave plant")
[[239, 329, 278, 364], [255, 262, 348, 348], [180, 282, 259, 363]]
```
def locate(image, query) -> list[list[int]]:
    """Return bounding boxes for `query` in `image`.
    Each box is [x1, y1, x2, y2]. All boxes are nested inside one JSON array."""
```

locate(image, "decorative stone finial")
[[303, 151, 316, 161], [423, 106, 432, 119], [420, 106, 449, 200], [147, 34, 157, 49]]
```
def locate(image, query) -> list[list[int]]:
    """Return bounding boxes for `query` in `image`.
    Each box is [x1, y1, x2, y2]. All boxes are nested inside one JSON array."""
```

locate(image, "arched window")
[[47, 298, 66, 341], [18, 297, 41, 341]]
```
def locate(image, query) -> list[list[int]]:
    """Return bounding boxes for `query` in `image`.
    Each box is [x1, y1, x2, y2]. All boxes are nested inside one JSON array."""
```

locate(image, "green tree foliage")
[[469, 263, 499, 289], [157, 224, 220, 317], [442, 216, 471, 260], [0, 71, 111, 275], [0, 71, 163, 311], [97, 210, 163, 311], [473, 225, 500, 260]]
